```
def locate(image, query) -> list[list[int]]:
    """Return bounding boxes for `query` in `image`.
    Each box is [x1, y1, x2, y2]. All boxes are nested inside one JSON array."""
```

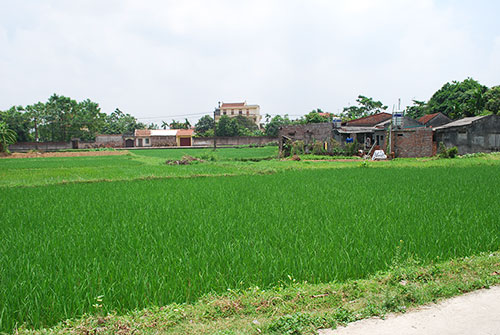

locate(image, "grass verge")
[[14, 251, 500, 335]]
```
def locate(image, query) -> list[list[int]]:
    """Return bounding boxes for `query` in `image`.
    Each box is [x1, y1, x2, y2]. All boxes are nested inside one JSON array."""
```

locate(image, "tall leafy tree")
[[169, 119, 190, 129], [304, 110, 328, 123], [264, 114, 293, 137], [0, 106, 32, 142], [216, 115, 239, 136], [342, 95, 387, 120], [427, 78, 488, 119], [194, 115, 214, 134], [484, 86, 500, 115], [102, 108, 146, 135], [0, 121, 17, 153], [405, 100, 427, 119]]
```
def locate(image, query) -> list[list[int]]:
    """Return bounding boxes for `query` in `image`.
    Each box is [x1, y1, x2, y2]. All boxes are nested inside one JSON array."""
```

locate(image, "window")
[[223, 111, 227, 115], [145, 138, 150, 144], [239, 110, 243, 115], [231, 111, 234, 115], [246, 110, 249, 115]]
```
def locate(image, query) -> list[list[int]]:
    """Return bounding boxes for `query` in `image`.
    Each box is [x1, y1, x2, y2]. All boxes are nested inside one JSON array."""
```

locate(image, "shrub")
[[312, 141, 326, 155], [447, 147, 458, 158], [291, 140, 305, 155], [438, 143, 458, 159]]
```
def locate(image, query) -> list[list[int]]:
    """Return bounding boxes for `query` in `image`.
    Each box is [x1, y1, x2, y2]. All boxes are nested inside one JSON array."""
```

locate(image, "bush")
[[311, 141, 326, 155], [447, 147, 458, 158], [291, 140, 305, 155], [344, 140, 360, 156], [438, 143, 458, 159]]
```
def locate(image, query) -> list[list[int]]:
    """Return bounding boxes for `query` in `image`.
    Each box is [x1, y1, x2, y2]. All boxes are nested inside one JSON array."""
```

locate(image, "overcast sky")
[[1, 0, 499, 124]]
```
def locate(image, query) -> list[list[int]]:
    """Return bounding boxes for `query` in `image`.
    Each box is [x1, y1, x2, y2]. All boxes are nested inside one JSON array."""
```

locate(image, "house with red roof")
[[133, 129, 194, 147], [417, 113, 451, 128], [217, 101, 261, 126]]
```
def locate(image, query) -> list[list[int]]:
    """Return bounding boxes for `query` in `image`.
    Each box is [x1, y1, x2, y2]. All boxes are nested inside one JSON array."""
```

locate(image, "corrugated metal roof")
[[433, 115, 487, 130], [337, 126, 375, 134]]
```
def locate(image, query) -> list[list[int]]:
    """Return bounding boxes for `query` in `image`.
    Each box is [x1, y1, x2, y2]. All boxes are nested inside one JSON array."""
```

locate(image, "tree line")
[[0, 94, 147, 143], [2, 78, 499, 150]]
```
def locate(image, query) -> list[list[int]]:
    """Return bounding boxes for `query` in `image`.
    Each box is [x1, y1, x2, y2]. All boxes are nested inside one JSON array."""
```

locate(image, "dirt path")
[[319, 285, 500, 335], [1, 151, 129, 159]]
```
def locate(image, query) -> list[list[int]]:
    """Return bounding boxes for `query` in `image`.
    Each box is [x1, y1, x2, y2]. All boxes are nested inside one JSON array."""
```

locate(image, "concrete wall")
[[95, 134, 124, 147], [389, 128, 434, 158], [9, 142, 72, 152], [193, 136, 277, 146], [279, 123, 333, 143], [434, 115, 500, 155]]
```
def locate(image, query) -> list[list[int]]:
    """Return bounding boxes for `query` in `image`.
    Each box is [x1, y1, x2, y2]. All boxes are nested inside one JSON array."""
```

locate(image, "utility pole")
[[213, 102, 220, 150]]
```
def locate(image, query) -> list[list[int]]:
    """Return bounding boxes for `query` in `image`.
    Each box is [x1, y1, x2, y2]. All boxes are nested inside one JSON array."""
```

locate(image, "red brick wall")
[[391, 128, 433, 158]]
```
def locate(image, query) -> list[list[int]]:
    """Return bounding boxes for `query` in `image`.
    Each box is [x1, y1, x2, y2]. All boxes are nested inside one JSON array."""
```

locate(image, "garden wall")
[[193, 136, 278, 146]]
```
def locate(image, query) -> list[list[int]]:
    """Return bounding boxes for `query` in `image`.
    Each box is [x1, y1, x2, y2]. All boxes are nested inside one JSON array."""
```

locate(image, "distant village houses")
[[279, 112, 500, 158], [216, 102, 262, 126]]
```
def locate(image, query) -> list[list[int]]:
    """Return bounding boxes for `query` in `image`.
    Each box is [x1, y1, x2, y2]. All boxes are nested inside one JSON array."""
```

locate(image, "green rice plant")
[[1, 164, 500, 332]]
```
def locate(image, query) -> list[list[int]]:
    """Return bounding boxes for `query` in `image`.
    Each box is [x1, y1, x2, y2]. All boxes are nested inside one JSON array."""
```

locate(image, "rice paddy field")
[[1, 147, 500, 333]]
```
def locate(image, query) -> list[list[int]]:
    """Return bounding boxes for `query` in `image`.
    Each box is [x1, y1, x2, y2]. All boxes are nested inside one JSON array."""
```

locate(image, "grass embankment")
[[15, 252, 500, 334], [2, 162, 500, 333]]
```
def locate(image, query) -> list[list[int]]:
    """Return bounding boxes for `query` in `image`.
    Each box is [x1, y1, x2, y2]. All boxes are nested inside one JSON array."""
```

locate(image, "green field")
[[1, 148, 500, 333]]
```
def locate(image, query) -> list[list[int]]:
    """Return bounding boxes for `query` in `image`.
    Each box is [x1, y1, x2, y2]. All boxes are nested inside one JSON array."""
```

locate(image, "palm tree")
[[0, 121, 17, 153]]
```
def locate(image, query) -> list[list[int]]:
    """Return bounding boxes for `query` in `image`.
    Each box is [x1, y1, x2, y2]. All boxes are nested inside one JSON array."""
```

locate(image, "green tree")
[[484, 86, 500, 115], [342, 95, 387, 120], [169, 119, 191, 129], [194, 115, 215, 134], [427, 78, 488, 119], [405, 100, 427, 119], [216, 115, 239, 136], [0, 121, 17, 153], [264, 114, 293, 137], [102, 108, 146, 135], [304, 110, 328, 123], [0, 106, 32, 142], [233, 115, 259, 131]]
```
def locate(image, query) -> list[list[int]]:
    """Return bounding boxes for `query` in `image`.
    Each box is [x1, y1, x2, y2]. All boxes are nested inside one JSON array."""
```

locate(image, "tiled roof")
[[134, 129, 151, 136], [418, 113, 439, 124], [346, 113, 392, 127], [176, 129, 194, 136], [221, 102, 245, 108]]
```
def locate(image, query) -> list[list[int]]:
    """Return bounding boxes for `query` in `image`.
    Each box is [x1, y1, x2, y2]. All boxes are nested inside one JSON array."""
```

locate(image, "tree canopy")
[[342, 95, 387, 120], [426, 78, 489, 119], [0, 121, 17, 153], [0, 95, 146, 142]]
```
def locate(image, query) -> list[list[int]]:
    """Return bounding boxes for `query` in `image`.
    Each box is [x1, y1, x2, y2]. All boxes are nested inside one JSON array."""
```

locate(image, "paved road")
[[319, 286, 500, 335]]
